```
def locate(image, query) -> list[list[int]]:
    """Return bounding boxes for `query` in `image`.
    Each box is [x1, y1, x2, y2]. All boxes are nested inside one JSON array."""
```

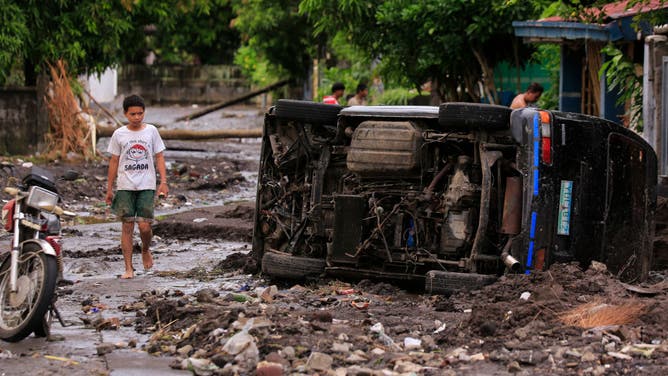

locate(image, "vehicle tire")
[[32, 302, 56, 338], [261, 251, 326, 279], [0, 244, 58, 342], [424, 270, 497, 295], [438, 102, 511, 131], [275, 99, 342, 125]]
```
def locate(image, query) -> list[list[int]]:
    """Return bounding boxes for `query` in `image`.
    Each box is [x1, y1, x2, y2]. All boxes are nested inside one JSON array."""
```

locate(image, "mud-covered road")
[[1, 105, 668, 375]]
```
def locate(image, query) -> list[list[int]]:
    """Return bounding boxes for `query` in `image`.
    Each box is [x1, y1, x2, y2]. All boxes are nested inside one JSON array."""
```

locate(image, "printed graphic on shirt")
[[124, 141, 151, 172]]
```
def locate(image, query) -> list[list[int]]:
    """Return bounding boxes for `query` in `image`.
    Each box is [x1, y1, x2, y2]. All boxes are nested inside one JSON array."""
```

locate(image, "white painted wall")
[[84, 68, 117, 103]]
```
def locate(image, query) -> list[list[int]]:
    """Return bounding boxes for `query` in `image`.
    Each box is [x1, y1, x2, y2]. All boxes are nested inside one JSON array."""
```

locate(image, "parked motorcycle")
[[0, 166, 74, 342]]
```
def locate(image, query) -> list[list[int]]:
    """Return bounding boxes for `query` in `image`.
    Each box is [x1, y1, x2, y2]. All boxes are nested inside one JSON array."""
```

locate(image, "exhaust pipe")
[[500, 238, 522, 273], [501, 253, 522, 273]]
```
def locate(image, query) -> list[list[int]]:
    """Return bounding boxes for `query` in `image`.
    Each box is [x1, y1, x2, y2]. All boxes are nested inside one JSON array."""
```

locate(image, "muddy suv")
[[252, 100, 657, 293]]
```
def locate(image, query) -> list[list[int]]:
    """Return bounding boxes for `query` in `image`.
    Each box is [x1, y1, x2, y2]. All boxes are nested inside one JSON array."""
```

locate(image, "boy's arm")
[[155, 151, 169, 197], [106, 154, 120, 205]]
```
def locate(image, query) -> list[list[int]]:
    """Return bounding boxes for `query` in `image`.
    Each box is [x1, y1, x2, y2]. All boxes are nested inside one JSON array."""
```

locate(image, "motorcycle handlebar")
[[38, 203, 76, 218]]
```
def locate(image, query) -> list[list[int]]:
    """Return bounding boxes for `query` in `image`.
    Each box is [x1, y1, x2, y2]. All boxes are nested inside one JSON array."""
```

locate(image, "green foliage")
[[141, 0, 240, 65], [0, 0, 241, 85], [0, 0, 28, 85], [232, 0, 315, 82], [0, 0, 136, 83], [533, 44, 560, 110], [300, 0, 548, 102], [371, 88, 419, 105], [234, 45, 281, 86], [599, 44, 643, 130]]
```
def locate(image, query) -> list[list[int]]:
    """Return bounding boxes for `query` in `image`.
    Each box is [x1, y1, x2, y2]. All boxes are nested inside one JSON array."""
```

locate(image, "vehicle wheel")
[[0, 244, 58, 342], [424, 270, 497, 295], [32, 303, 55, 338], [261, 251, 326, 279], [438, 103, 511, 131], [275, 99, 342, 125]]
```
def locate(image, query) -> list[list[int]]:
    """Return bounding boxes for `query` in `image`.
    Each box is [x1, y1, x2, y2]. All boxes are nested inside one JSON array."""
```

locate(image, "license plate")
[[557, 180, 573, 235]]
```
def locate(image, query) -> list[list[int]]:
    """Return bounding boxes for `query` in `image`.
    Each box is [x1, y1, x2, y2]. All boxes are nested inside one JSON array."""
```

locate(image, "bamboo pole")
[[83, 88, 124, 127]]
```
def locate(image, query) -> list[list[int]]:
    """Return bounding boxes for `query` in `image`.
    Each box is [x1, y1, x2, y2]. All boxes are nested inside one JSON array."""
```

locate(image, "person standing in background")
[[347, 83, 369, 106], [323, 82, 345, 105], [510, 82, 544, 109]]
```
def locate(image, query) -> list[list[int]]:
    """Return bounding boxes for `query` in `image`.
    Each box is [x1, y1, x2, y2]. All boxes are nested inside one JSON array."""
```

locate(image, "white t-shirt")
[[107, 124, 166, 191]]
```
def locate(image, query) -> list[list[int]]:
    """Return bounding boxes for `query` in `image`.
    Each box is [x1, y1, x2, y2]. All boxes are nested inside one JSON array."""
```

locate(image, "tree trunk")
[[24, 59, 37, 86], [471, 47, 499, 105], [96, 126, 262, 140], [175, 79, 289, 122], [429, 77, 441, 105]]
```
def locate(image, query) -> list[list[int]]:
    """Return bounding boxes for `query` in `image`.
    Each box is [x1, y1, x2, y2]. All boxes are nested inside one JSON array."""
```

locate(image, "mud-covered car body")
[[252, 100, 656, 292]]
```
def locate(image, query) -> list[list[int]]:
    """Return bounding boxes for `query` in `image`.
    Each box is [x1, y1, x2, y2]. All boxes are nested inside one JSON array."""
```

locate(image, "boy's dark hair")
[[123, 94, 145, 112], [356, 83, 368, 93], [527, 82, 544, 94], [331, 82, 345, 93]]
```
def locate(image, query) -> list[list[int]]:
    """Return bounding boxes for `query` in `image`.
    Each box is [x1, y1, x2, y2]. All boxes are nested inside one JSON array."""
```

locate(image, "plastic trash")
[[370, 323, 401, 351]]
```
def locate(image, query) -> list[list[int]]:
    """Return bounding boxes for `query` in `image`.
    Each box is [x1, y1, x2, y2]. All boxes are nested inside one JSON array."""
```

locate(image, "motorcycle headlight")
[[26, 186, 59, 211]]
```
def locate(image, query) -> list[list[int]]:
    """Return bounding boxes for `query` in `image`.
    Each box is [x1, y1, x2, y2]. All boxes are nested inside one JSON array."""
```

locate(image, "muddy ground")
[[1, 105, 667, 375]]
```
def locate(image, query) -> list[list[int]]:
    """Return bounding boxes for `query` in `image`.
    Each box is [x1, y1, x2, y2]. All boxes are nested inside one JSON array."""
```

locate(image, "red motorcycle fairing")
[[2, 199, 15, 232]]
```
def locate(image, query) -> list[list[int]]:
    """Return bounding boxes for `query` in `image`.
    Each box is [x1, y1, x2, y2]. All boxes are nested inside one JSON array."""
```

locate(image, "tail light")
[[539, 111, 552, 165]]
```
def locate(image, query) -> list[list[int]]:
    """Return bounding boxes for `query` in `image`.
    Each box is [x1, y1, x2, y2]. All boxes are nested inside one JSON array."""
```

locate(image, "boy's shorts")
[[112, 190, 155, 222]]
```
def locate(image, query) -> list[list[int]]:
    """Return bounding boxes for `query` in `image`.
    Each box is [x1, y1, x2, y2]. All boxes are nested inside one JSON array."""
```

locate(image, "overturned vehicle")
[[252, 100, 657, 293]]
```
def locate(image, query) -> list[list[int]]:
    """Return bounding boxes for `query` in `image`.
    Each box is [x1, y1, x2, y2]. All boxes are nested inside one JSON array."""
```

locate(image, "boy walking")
[[106, 94, 168, 279]]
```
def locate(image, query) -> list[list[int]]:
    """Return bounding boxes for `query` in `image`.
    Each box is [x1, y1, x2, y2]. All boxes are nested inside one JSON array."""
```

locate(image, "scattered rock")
[[96, 343, 115, 356], [394, 360, 423, 373], [306, 352, 333, 371], [114, 342, 128, 349], [256, 361, 284, 376], [259, 285, 278, 303], [195, 288, 220, 303], [177, 345, 193, 356], [507, 360, 522, 372]]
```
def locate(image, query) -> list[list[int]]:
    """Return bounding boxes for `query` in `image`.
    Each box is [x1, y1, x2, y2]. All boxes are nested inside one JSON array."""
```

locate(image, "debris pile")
[[122, 262, 668, 375]]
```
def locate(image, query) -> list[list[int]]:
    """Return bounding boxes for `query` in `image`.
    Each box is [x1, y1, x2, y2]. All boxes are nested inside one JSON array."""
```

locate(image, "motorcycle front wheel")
[[0, 243, 57, 342]]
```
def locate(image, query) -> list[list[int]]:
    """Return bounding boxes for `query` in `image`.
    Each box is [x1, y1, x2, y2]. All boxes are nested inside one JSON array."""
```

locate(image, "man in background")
[[510, 82, 544, 109], [323, 82, 345, 105], [347, 83, 369, 106]]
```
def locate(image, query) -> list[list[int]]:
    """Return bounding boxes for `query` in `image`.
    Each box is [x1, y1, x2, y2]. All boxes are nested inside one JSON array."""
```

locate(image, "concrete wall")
[[0, 88, 43, 155], [118, 65, 251, 104]]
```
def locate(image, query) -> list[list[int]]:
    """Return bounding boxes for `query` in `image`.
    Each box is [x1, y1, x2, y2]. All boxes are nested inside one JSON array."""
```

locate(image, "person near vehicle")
[[106, 94, 168, 279], [510, 82, 544, 109], [323, 82, 345, 105], [347, 83, 369, 106]]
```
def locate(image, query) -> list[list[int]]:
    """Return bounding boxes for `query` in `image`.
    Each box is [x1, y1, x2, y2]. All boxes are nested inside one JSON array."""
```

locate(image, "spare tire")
[[438, 102, 511, 131], [261, 251, 326, 279], [275, 99, 342, 125]]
